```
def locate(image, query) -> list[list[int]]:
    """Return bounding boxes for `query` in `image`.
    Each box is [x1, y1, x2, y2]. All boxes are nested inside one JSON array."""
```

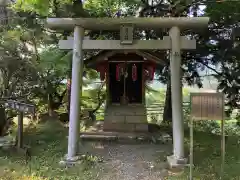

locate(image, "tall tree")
[[7, 0, 240, 122]]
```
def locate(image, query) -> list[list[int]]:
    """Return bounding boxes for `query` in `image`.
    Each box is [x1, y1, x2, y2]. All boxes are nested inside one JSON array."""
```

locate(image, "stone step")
[[104, 115, 147, 123], [103, 122, 148, 132], [79, 131, 172, 144], [104, 105, 147, 125], [105, 105, 146, 114], [103, 105, 148, 133], [80, 134, 117, 141], [79, 131, 152, 142]]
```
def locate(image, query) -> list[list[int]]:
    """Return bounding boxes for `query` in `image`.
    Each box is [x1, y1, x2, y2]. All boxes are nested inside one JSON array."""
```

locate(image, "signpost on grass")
[[4, 100, 35, 148], [189, 92, 225, 180]]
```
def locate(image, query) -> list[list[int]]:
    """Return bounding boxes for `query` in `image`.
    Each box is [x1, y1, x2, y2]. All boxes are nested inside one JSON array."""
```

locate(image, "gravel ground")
[[80, 142, 170, 180]]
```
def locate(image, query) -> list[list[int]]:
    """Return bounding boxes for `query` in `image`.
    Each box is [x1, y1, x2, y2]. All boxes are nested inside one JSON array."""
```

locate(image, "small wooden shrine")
[[85, 50, 165, 132]]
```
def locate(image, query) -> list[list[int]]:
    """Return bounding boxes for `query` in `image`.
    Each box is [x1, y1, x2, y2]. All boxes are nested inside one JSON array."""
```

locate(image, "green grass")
[[0, 121, 99, 180], [1, 120, 239, 180], [167, 131, 240, 180]]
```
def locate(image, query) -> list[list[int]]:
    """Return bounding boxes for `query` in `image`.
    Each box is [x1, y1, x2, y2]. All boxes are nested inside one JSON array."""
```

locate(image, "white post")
[[169, 26, 185, 160], [67, 26, 84, 160]]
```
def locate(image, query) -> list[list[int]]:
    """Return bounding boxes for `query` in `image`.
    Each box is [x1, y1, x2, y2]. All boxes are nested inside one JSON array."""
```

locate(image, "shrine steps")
[[103, 104, 148, 132], [79, 131, 172, 144], [79, 131, 153, 143]]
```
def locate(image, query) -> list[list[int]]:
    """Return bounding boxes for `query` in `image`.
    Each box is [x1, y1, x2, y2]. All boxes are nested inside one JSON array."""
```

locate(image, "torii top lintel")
[[46, 17, 209, 30]]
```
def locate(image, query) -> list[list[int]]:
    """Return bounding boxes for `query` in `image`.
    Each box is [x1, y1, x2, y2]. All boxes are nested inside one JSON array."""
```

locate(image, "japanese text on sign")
[[190, 93, 224, 121]]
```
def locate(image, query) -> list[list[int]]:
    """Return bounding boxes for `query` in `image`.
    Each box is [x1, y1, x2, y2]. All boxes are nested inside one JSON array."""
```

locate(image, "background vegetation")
[[0, 0, 239, 179]]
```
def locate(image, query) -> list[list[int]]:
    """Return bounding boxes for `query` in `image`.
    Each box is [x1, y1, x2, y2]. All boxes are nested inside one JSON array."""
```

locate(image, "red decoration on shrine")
[[149, 64, 155, 80], [97, 64, 106, 81], [143, 63, 156, 81], [67, 79, 71, 89], [132, 64, 137, 81], [142, 64, 147, 80], [116, 64, 121, 81]]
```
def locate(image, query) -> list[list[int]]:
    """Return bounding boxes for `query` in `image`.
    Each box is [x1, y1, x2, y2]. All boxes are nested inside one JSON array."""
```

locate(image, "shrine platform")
[[103, 104, 148, 132]]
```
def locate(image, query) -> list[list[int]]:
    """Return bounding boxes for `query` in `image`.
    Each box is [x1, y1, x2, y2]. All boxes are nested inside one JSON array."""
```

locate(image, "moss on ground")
[[167, 131, 240, 180], [0, 121, 99, 180]]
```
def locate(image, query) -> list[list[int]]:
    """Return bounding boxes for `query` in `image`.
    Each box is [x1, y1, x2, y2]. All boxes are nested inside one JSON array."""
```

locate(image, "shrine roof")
[[46, 17, 209, 30], [84, 50, 166, 68]]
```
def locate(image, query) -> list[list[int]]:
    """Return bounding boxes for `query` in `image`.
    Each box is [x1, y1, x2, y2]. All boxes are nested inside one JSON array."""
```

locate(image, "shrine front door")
[[109, 62, 124, 103], [109, 62, 142, 104]]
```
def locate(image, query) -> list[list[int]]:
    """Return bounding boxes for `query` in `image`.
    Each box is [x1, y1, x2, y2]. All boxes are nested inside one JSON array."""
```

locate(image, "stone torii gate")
[[46, 17, 209, 167]]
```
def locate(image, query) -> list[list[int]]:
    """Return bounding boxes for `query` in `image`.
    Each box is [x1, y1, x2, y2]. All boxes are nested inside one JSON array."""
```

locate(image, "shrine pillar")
[[67, 26, 84, 160], [168, 26, 185, 164]]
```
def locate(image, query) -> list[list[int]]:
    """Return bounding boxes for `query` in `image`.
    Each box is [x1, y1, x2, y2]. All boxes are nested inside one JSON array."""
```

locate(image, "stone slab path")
[[80, 142, 170, 180]]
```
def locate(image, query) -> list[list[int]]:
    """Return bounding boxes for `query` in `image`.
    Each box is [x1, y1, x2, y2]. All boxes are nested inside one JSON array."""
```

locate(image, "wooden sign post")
[[189, 92, 225, 180], [4, 100, 35, 148]]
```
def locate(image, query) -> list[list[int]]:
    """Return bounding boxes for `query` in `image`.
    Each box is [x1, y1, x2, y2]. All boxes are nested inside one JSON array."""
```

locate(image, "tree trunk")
[[0, 107, 6, 136], [67, 51, 72, 115], [237, 113, 240, 126], [163, 78, 172, 123], [48, 94, 54, 117], [67, 79, 71, 114]]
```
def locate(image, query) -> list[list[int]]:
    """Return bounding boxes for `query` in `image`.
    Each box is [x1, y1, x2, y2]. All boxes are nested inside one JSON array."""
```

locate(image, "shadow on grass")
[[167, 130, 240, 180], [0, 120, 99, 180]]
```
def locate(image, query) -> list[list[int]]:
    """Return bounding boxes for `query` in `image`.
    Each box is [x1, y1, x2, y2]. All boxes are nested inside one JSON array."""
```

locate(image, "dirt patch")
[[79, 142, 171, 180]]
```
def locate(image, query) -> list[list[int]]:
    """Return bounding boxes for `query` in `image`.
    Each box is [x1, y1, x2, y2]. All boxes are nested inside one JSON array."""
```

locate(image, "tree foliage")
[[0, 0, 239, 127]]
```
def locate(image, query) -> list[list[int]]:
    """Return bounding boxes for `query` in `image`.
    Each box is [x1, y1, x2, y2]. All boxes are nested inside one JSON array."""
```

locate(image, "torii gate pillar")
[[67, 26, 84, 160], [168, 26, 186, 166]]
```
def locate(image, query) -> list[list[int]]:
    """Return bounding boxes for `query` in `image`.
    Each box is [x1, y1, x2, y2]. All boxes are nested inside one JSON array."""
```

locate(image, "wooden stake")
[[220, 118, 225, 179], [189, 117, 194, 180], [17, 112, 23, 148]]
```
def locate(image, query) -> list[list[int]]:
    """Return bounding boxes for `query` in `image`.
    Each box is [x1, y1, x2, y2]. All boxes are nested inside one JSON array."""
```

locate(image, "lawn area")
[[167, 131, 240, 180], [0, 120, 239, 180], [0, 121, 99, 180]]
